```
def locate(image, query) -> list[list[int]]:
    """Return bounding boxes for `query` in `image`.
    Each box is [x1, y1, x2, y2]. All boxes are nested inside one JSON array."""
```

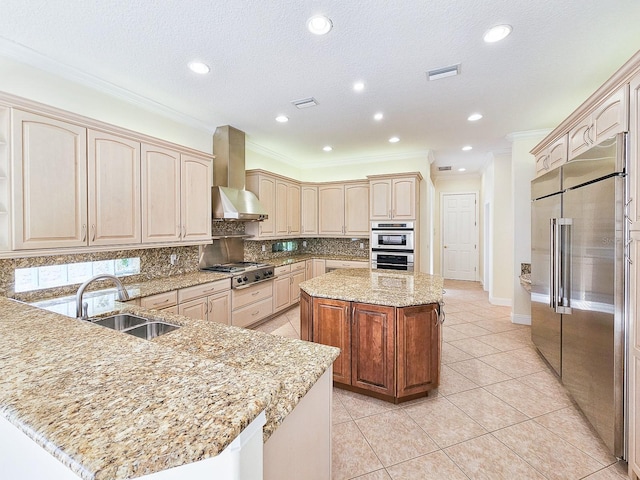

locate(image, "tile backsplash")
[[244, 237, 369, 261]]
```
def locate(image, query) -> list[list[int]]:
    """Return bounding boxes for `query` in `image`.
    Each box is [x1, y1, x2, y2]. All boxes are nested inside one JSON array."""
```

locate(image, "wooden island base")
[[300, 289, 443, 404]]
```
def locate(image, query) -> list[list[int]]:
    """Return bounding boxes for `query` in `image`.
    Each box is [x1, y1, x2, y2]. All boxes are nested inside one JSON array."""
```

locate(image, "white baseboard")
[[489, 296, 511, 307], [512, 314, 531, 325]]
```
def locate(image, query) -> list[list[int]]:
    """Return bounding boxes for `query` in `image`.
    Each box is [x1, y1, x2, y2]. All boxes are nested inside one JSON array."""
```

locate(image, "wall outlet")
[[170, 254, 177, 265], [261, 245, 266, 252], [303, 241, 307, 247], [360, 243, 364, 249]]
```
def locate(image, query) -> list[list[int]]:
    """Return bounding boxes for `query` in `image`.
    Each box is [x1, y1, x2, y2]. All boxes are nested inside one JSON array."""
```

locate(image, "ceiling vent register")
[[427, 64, 461, 81], [291, 97, 319, 109]]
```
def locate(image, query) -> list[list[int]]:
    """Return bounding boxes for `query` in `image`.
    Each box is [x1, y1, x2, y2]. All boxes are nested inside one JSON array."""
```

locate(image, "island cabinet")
[[304, 292, 440, 403]]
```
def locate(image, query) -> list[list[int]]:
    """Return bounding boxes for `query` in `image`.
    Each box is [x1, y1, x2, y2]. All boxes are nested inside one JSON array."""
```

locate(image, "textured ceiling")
[[1, 0, 639, 175]]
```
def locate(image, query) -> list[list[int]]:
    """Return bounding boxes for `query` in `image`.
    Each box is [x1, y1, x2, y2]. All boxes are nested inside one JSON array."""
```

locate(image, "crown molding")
[[505, 129, 551, 142], [302, 149, 432, 169], [0, 37, 213, 132]]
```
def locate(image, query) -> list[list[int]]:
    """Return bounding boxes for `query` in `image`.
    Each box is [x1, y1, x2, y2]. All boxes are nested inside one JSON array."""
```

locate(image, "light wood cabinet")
[[318, 181, 369, 237], [275, 180, 300, 236], [232, 281, 273, 327], [305, 296, 441, 402], [534, 134, 568, 177], [305, 259, 313, 280], [313, 259, 326, 277], [325, 259, 368, 271], [301, 185, 318, 235], [631, 72, 640, 227], [568, 85, 628, 160], [141, 144, 181, 243], [369, 173, 421, 221], [11, 110, 88, 249], [177, 279, 231, 324], [87, 130, 141, 245], [245, 172, 276, 239], [142, 146, 211, 244], [181, 153, 212, 242], [178, 297, 209, 320], [140, 290, 178, 310], [630, 231, 640, 479], [273, 262, 305, 313]]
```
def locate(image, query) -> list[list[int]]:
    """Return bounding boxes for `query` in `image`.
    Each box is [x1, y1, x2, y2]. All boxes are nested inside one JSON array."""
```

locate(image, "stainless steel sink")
[[92, 314, 148, 331], [123, 322, 180, 340], [91, 314, 180, 340]]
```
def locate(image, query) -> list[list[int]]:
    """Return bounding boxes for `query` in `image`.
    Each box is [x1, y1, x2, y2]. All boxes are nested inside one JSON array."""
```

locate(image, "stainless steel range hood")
[[212, 125, 268, 221]]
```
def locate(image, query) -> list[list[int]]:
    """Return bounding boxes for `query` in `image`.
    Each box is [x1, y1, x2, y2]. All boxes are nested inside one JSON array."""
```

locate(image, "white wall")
[[0, 56, 213, 153], [507, 131, 548, 324], [490, 153, 514, 306]]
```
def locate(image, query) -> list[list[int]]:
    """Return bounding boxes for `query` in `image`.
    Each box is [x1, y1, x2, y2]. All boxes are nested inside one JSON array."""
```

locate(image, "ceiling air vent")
[[427, 64, 461, 81], [291, 97, 319, 109], [438, 166, 452, 171]]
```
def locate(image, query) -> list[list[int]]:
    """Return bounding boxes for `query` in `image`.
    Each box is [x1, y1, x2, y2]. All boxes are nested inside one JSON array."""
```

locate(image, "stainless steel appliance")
[[530, 133, 628, 457], [371, 221, 415, 271], [201, 261, 275, 289]]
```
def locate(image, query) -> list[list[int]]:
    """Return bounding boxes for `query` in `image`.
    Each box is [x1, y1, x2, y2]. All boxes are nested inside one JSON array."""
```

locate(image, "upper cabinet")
[[88, 130, 141, 246], [245, 172, 276, 238], [369, 173, 421, 221], [246, 171, 301, 239], [11, 110, 88, 250], [568, 85, 629, 160], [318, 181, 369, 237], [534, 134, 568, 178], [275, 179, 300, 237], [6, 99, 212, 254], [301, 184, 318, 235]]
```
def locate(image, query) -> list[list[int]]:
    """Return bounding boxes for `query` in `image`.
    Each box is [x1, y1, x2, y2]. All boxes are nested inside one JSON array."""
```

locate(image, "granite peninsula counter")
[[300, 268, 444, 403], [0, 295, 339, 480]]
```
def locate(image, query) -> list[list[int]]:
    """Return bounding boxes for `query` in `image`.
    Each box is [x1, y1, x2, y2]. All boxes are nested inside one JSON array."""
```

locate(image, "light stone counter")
[[300, 268, 444, 307], [0, 296, 339, 479]]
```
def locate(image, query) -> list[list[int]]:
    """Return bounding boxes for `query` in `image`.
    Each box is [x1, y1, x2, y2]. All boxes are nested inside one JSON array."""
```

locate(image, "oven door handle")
[[233, 276, 277, 290]]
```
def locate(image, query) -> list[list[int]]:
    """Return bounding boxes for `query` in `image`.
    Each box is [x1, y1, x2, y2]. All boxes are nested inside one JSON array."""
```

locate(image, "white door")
[[442, 193, 477, 280]]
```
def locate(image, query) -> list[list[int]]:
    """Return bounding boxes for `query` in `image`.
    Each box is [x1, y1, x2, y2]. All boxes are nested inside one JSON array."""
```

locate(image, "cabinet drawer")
[[232, 297, 273, 328], [232, 281, 273, 310], [178, 279, 230, 303], [290, 261, 306, 272], [275, 265, 291, 276], [140, 290, 178, 309], [326, 260, 368, 269]]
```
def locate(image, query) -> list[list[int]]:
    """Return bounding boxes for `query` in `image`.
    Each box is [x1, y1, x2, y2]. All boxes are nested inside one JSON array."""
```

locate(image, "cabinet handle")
[[154, 298, 170, 306], [182, 226, 186, 238], [208, 300, 213, 314], [252, 310, 260, 316], [252, 291, 260, 296], [81, 224, 87, 242], [91, 224, 96, 242], [388, 210, 392, 219]]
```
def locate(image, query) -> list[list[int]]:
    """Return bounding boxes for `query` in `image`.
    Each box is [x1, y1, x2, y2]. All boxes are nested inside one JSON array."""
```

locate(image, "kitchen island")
[[300, 268, 444, 403], [0, 296, 339, 480]]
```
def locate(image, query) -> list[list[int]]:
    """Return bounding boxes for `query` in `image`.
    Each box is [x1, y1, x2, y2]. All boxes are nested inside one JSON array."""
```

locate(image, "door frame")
[[439, 191, 479, 281]]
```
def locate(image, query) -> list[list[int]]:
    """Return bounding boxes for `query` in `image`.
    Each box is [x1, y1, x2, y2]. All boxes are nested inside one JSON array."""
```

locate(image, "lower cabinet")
[[305, 293, 440, 402], [273, 262, 306, 313], [232, 281, 274, 328]]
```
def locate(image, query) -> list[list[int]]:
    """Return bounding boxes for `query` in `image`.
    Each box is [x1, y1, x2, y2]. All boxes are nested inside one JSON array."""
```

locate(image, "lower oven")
[[371, 251, 414, 271]]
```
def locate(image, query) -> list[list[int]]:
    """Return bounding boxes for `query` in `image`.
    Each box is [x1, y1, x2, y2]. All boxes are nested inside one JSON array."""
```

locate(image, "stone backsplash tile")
[[244, 237, 369, 262], [3, 246, 200, 302], [521, 263, 531, 275]]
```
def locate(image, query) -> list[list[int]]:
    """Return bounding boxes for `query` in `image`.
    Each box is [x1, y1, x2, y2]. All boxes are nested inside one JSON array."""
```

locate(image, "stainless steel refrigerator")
[[531, 133, 627, 458]]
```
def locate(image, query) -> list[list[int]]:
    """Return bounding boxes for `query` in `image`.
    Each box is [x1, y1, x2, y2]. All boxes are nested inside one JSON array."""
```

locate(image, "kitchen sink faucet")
[[75, 274, 130, 320]]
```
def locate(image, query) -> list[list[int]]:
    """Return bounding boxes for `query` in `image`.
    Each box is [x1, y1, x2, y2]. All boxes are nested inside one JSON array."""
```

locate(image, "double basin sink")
[[91, 314, 180, 340]]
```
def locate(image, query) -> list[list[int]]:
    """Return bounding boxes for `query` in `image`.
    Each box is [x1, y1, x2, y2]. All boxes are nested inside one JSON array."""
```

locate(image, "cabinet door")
[[246, 175, 275, 238], [208, 291, 231, 325], [568, 120, 592, 160], [181, 153, 212, 242], [275, 180, 289, 236], [631, 72, 640, 227], [300, 290, 313, 341], [592, 86, 628, 145], [305, 259, 313, 280], [629, 231, 640, 478], [88, 130, 141, 246], [351, 303, 395, 396], [344, 183, 369, 236], [290, 269, 305, 304], [312, 298, 351, 384], [141, 144, 181, 243], [318, 185, 345, 235], [178, 297, 209, 320], [392, 177, 417, 220], [370, 179, 392, 220], [547, 135, 568, 171], [313, 259, 326, 277], [12, 110, 87, 249], [301, 185, 318, 235], [396, 304, 440, 397], [287, 182, 301, 235], [273, 275, 292, 312]]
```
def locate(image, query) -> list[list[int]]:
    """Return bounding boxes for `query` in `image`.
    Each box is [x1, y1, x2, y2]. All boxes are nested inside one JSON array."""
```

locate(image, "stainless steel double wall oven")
[[370, 221, 415, 271]]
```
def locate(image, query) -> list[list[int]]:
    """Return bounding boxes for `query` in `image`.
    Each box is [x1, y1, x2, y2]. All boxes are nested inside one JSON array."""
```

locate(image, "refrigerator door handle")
[[557, 218, 573, 314], [550, 218, 557, 310]]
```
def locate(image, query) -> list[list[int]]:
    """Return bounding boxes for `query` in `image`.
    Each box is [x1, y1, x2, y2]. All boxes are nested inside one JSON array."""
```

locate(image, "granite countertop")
[[2, 296, 339, 479], [300, 268, 444, 306]]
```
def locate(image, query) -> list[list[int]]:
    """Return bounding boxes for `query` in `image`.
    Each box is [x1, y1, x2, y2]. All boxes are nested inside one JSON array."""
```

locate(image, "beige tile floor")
[[254, 280, 629, 480]]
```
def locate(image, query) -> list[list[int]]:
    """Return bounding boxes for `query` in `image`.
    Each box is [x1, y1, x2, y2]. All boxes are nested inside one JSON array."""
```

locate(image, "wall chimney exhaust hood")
[[212, 126, 268, 221]]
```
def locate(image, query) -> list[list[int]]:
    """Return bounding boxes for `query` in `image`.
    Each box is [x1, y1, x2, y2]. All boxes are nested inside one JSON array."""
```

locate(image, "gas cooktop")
[[201, 262, 275, 288], [201, 261, 271, 273]]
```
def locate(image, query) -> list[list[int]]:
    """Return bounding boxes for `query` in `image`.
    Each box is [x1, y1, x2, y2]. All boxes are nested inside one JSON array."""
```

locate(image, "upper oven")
[[371, 221, 414, 251]]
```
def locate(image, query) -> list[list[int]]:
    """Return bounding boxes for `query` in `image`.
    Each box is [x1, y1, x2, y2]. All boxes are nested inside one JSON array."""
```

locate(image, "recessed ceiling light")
[[188, 61, 210, 74], [462, 146, 472, 151], [483, 24, 512, 43], [323, 146, 333, 152], [458, 168, 467, 172], [467, 113, 483, 121], [374, 112, 384, 121], [353, 82, 365, 92], [275, 115, 289, 123], [389, 137, 400, 143], [307, 15, 333, 35]]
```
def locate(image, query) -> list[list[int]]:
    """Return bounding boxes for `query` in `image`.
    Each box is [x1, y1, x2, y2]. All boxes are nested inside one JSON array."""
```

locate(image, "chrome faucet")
[[75, 274, 130, 320]]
